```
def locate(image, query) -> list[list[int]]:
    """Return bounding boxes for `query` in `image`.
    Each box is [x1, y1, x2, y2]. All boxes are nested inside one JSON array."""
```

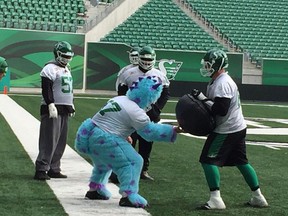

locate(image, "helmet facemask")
[[56, 51, 74, 66], [200, 59, 215, 77], [139, 57, 156, 71]]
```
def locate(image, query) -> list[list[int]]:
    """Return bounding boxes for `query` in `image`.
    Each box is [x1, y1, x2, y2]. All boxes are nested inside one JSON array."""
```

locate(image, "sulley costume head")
[[126, 76, 163, 110]]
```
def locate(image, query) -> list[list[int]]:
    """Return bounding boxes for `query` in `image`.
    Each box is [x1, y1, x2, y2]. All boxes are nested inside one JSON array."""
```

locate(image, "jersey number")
[[99, 101, 121, 116], [62, 76, 73, 93]]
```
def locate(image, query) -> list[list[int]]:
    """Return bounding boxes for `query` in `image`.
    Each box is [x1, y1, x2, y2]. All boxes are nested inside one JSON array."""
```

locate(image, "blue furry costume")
[[75, 76, 177, 208]]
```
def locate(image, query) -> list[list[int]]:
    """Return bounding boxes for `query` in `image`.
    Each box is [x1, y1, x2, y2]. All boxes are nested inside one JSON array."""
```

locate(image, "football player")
[[34, 41, 75, 180], [192, 48, 268, 209], [115, 46, 141, 92], [116, 46, 170, 181], [0, 56, 8, 81]]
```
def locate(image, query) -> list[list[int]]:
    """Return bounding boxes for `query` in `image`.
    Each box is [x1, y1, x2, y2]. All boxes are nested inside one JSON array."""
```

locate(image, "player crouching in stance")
[[75, 76, 182, 208], [192, 49, 268, 210]]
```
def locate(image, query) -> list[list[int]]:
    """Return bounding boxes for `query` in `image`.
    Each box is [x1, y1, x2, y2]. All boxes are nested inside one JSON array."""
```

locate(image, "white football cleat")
[[200, 197, 226, 210], [247, 194, 268, 207]]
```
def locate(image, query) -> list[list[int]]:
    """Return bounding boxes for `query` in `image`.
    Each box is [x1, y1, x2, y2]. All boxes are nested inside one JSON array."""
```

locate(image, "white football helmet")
[[128, 46, 141, 65]]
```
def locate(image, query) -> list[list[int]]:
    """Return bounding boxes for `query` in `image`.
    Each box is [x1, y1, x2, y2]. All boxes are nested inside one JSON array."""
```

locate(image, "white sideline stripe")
[[0, 95, 150, 216]]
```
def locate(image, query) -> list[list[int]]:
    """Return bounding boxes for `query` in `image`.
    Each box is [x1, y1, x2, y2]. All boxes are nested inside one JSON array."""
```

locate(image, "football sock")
[[210, 190, 221, 198], [202, 163, 220, 191], [237, 164, 259, 191], [252, 188, 262, 196]]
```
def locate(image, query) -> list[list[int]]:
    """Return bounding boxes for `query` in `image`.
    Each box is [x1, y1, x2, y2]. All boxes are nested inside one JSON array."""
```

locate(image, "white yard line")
[[0, 94, 150, 216]]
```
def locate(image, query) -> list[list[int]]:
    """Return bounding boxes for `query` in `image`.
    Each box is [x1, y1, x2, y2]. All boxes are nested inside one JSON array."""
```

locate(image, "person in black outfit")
[[114, 46, 170, 181]]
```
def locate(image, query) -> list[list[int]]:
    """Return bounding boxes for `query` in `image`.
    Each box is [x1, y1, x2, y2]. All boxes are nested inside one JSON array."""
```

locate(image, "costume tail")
[[75, 118, 95, 154]]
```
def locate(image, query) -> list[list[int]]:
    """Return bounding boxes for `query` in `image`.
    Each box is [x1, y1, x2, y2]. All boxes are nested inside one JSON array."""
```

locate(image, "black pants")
[[199, 128, 248, 166], [131, 132, 153, 172]]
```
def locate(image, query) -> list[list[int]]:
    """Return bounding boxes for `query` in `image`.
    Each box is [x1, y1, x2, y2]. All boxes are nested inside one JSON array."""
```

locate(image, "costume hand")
[[48, 103, 58, 118], [192, 89, 207, 101]]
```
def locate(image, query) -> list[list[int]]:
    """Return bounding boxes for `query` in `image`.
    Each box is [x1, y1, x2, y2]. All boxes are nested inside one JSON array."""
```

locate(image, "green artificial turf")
[[5, 94, 288, 216], [0, 114, 67, 216]]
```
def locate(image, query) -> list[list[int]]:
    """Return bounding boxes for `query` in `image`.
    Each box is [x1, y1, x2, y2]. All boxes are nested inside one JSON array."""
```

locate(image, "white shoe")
[[200, 197, 226, 210], [248, 194, 268, 207]]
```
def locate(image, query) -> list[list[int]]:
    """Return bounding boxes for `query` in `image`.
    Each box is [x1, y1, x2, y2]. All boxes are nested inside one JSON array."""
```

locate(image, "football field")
[[1, 93, 288, 216]]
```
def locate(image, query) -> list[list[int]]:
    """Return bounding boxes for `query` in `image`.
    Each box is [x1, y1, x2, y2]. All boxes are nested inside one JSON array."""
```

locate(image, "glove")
[[117, 83, 128, 96], [173, 126, 184, 133], [192, 89, 214, 110], [192, 89, 207, 101], [48, 103, 58, 118], [69, 105, 76, 117]]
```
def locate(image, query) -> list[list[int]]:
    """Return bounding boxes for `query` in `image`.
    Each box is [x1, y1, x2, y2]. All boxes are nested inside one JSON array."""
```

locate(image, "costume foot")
[[119, 194, 148, 208], [34, 171, 50, 180], [247, 194, 268, 207], [197, 197, 226, 210], [87, 182, 112, 200], [141, 171, 154, 181], [85, 190, 110, 200], [47, 170, 67, 178]]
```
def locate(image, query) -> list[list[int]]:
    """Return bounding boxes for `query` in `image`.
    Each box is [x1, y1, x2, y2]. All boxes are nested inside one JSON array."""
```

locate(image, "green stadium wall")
[[86, 42, 243, 90], [262, 58, 288, 86], [0, 28, 85, 89], [0, 68, 10, 92], [1, 29, 287, 102]]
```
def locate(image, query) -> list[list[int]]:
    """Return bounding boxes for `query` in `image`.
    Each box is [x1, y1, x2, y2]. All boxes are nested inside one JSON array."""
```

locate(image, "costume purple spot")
[[109, 154, 116, 158], [160, 133, 167, 138], [81, 128, 88, 135], [98, 139, 105, 145], [130, 180, 135, 186]]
